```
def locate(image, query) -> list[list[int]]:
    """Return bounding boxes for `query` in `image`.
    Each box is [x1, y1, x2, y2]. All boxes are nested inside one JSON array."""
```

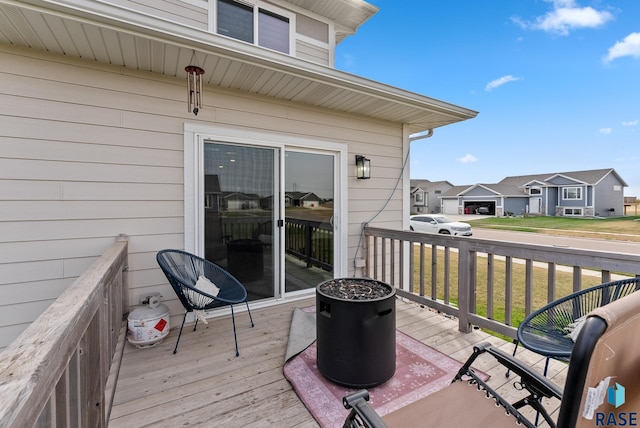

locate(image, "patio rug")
[[283, 311, 489, 427]]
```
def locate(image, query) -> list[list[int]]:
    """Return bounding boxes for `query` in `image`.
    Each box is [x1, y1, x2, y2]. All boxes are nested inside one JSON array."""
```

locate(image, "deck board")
[[110, 297, 566, 427]]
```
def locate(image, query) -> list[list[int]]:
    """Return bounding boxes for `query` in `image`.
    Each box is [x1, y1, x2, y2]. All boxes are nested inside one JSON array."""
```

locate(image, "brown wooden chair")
[[343, 286, 640, 428]]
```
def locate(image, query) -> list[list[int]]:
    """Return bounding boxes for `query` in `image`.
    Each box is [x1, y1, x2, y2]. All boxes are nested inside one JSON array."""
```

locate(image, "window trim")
[[210, 0, 295, 55], [562, 186, 582, 200], [564, 208, 583, 216], [529, 187, 541, 195], [184, 122, 348, 277]]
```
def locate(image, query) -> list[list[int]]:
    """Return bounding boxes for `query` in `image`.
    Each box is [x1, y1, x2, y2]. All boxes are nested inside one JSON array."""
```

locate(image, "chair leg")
[[230, 304, 239, 357], [506, 339, 520, 378], [245, 300, 255, 328], [173, 312, 188, 354]]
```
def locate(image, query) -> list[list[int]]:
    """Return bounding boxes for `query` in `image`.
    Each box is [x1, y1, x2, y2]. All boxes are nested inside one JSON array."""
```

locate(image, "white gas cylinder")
[[127, 300, 170, 349]]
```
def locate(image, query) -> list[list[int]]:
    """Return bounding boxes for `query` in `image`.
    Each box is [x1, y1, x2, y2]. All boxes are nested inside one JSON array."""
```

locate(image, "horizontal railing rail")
[[364, 227, 640, 338], [0, 236, 129, 428]]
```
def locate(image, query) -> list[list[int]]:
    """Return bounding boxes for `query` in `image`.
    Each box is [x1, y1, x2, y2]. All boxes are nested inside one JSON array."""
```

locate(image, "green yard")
[[466, 215, 640, 242]]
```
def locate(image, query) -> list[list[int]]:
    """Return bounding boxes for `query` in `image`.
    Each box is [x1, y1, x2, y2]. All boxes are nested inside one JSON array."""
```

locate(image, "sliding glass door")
[[203, 142, 278, 300], [200, 141, 337, 302], [284, 150, 334, 293]]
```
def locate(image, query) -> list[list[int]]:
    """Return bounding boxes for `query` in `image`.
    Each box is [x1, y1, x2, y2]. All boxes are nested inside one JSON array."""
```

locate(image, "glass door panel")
[[203, 142, 277, 301], [284, 151, 334, 292]]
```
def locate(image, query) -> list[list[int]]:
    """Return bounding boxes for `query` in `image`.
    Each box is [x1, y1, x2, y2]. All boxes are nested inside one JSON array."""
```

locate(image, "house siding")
[[296, 40, 331, 65], [504, 198, 527, 216], [0, 44, 404, 350], [105, 0, 208, 30], [99, 0, 333, 65], [595, 173, 624, 216]]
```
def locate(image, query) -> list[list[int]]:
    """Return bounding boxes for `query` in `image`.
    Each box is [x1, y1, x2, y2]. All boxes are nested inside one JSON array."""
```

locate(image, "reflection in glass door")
[[203, 142, 277, 301], [284, 151, 334, 292]]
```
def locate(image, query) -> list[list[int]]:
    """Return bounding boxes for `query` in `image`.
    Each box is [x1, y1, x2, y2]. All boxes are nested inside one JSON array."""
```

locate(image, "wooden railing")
[[219, 216, 333, 271], [285, 218, 333, 271], [0, 236, 129, 428], [364, 227, 640, 339]]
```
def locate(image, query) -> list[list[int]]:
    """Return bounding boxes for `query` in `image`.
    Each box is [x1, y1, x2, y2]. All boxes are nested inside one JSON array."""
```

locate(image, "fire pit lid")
[[317, 278, 394, 301]]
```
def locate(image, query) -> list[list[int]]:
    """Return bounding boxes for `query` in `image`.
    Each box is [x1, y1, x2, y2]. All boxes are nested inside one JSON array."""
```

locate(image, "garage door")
[[442, 199, 459, 214]]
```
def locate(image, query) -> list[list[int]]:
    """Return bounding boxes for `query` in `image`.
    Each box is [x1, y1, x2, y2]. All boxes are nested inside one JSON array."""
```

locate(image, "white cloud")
[[599, 128, 612, 135], [513, 0, 613, 36], [622, 120, 639, 127], [457, 154, 478, 163], [485, 75, 521, 91], [604, 33, 640, 63]]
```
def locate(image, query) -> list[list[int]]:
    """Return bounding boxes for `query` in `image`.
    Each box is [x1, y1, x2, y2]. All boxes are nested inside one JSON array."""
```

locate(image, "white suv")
[[409, 214, 472, 236]]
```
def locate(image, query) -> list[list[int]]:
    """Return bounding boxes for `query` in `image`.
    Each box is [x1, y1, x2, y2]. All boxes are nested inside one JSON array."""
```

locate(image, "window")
[[529, 188, 541, 195], [415, 193, 424, 203], [435, 190, 441, 194], [562, 187, 582, 200], [216, 0, 291, 54], [564, 208, 583, 216]]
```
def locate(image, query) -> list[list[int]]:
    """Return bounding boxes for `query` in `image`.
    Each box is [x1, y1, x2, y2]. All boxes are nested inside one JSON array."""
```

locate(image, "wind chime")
[[185, 52, 205, 116]]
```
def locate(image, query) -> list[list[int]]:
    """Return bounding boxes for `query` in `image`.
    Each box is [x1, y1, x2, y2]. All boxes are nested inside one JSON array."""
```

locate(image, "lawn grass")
[[411, 248, 603, 335], [466, 215, 640, 242]]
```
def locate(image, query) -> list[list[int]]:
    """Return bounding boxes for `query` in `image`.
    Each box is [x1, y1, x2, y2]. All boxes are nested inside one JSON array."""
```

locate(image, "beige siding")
[[0, 44, 404, 350], [105, 0, 208, 30], [296, 40, 330, 66]]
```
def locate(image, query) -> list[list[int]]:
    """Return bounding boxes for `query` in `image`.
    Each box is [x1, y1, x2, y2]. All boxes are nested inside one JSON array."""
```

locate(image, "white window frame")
[[564, 208, 583, 216], [529, 187, 541, 195], [184, 122, 348, 282], [209, 0, 296, 55], [562, 186, 582, 200], [414, 192, 424, 204]]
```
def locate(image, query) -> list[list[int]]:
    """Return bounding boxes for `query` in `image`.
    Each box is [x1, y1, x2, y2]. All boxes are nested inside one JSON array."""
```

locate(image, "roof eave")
[[2, 0, 478, 132]]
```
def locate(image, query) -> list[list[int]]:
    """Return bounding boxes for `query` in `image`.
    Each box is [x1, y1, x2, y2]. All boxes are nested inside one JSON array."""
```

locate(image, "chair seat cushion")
[[195, 275, 220, 297], [382, 381, 522, 428]]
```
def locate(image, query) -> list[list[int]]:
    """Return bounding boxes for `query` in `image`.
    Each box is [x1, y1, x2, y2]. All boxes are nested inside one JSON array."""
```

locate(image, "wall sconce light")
[[355, 155, 371, 179], [185, 53, 205, 116]]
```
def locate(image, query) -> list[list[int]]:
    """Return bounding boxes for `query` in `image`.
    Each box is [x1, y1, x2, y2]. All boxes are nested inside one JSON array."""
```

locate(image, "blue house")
[[439, 168, 627, 217]]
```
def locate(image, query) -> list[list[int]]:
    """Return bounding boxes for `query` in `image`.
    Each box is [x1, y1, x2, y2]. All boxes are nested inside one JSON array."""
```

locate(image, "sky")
[[335, 0, 640, 197]]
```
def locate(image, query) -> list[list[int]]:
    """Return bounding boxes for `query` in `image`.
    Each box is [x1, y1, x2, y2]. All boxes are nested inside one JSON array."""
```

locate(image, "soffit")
[[0, 0, 478, 134], [281, 0, 379, 42]]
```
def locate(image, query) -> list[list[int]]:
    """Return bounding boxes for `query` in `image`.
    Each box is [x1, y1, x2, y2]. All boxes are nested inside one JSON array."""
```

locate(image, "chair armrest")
[[476, 343, 563, 400], [342, 390, 388, 428]]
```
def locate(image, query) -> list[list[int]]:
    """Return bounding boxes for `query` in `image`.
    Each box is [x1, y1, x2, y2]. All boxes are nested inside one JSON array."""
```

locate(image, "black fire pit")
[[316, 278, 396, 388]]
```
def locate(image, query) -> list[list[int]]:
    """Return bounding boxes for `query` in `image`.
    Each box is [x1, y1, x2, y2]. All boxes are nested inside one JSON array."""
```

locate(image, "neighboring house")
[[285, 191, 321, 208], [410, 179, 453, 214], [440, 168, 627, 217], [0, 0, 477, 351]]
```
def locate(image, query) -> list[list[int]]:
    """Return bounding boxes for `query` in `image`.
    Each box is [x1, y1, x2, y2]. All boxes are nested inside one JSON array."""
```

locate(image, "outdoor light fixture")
[[355, 155, 371, 179], [185, 52, 205, 116]]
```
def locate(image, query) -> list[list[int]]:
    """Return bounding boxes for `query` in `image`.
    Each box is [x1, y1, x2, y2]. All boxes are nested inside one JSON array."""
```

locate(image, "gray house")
[[410, 179, 453, 214], [440, 168, 627, 217]]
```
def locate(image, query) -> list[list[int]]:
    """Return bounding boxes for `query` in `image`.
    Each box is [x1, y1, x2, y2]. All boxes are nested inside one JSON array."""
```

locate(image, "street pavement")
[[447, 214, 640, 255]]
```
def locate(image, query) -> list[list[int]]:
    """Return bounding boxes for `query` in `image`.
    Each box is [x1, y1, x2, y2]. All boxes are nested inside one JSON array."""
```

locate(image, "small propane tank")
[[127, 292, 170, 349]]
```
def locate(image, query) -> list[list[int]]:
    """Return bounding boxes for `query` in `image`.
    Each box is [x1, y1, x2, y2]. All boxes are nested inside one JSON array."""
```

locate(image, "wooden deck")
[[109, 297, 568, 427]]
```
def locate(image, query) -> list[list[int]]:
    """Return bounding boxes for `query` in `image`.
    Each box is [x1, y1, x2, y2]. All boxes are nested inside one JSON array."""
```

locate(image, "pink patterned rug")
[[284, 330, 489, 427]]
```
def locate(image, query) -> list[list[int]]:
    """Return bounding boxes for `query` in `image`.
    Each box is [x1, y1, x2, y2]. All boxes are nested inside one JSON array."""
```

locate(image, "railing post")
[[457, 239, 473, 333]]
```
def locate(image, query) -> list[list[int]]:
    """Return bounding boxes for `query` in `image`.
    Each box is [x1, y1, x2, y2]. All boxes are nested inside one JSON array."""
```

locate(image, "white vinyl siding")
[[296, 40, 330, 65], [105, 0, 208, 30], [0, 44, 404, 351]]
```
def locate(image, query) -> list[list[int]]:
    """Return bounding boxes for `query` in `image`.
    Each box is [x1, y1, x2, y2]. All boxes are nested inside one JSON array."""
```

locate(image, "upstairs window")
[[529, 187, 541, 195], [415, 193, 424, 203], [216, 0, 291, 54], [562, 187, 582, 200]]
